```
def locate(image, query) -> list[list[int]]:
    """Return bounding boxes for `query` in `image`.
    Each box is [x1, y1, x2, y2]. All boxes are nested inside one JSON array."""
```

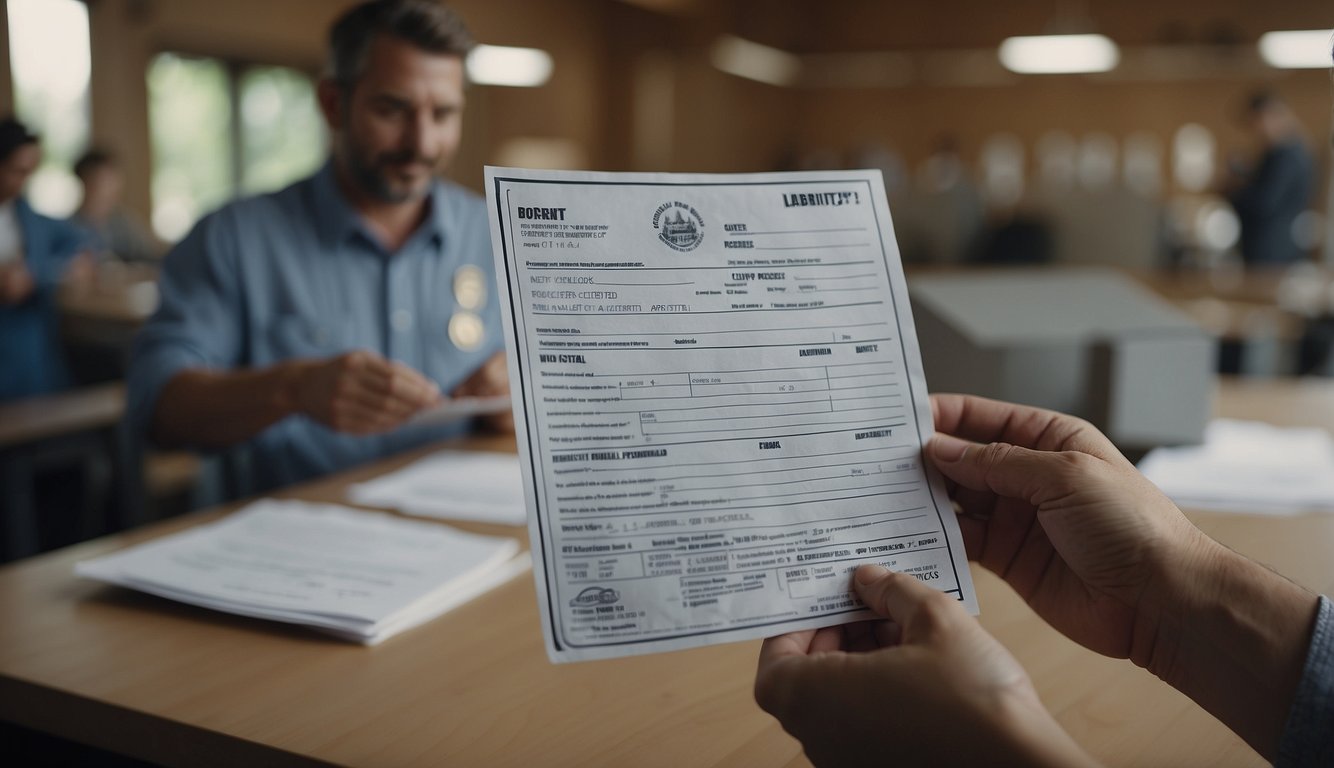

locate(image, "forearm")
[[150, 362, 310, 448], [1138, 537, 1319, 761]]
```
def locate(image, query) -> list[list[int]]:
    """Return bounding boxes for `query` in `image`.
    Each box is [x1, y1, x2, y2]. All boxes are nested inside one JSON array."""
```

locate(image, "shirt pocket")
[[265, 314, 356, 361]]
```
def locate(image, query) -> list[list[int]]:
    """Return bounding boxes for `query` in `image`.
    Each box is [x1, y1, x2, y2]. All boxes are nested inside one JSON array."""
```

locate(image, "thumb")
[[852, 564, 943, 623], [926, 433, 1088, 505]]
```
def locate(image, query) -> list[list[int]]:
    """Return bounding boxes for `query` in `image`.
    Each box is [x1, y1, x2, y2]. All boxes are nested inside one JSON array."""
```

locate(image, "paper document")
[[487, 167, 976, 662], [348, 450, 528, 525], [408, 394, 512, 427], [77, 499, 528, 644], [1139, 419, 1334, 514]]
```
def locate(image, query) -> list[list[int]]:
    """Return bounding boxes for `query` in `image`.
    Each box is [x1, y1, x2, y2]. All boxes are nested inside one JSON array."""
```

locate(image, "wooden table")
[[2, 381, 1332, 766]]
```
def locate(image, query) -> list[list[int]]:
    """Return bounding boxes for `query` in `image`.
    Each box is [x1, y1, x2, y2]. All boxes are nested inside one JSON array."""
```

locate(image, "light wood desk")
[[2, 381, 1332, 766]]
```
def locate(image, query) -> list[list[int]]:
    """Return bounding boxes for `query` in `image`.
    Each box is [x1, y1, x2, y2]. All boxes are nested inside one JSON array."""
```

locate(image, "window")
[[7, 0, 91, 217], [239, 66, 325, 196], [148, 54, 324, 241]]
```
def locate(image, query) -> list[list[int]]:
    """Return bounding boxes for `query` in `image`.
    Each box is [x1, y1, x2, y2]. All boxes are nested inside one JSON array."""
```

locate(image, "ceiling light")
[[709, 35, 801, 87], [1258, 30, 1334, 69], [998, 34, 1120, 75], [466, 45, 553, 87]]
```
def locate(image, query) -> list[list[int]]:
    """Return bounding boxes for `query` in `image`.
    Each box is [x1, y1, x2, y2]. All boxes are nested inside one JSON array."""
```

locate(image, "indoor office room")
[[1, 0, 1333, 765]]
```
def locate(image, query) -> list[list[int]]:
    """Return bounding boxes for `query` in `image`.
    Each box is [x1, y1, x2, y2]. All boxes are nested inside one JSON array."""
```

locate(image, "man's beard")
[[345, 142, 438, 205]]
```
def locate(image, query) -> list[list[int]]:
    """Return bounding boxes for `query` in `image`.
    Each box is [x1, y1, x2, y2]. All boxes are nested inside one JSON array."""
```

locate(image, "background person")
[[0, 117, 90, 401], [1227, 89, 1316, 266], [69, 148, 164, 264], [128, 0, 509, 494], [756, 394, 1328, 767]]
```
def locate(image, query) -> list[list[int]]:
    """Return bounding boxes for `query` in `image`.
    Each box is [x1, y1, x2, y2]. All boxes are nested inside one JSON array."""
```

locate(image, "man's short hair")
[[1246, 88, 1284, 116], [328, 0, 474, 89], [0, 117, 38, 164], [74, 148, 117, 180]]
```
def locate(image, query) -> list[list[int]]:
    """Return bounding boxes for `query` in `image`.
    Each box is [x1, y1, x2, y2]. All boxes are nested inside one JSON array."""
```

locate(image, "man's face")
[[332, 35, 466, 204], [0, 143, 39, 204]]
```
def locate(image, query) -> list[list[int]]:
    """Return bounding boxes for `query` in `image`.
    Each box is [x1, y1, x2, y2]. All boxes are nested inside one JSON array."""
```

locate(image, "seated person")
[[0, 117, 89, 401], [755, 394, 1330, 767], [129, 0, 509, 493], [69, 149, 163, 263]]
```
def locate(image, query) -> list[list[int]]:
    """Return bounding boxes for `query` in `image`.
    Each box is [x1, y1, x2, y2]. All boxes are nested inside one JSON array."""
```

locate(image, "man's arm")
[[926, 394, 1319, 761], [150, 350, 442, 449]]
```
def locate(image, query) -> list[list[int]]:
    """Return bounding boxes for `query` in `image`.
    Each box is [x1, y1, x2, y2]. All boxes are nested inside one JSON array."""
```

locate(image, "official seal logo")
[[652, 201, 704, 252]]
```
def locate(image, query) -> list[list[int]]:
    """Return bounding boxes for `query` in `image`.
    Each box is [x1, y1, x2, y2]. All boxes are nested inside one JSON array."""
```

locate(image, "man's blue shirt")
[[128, 163, 504, 492], [0, 198, 85, 400]]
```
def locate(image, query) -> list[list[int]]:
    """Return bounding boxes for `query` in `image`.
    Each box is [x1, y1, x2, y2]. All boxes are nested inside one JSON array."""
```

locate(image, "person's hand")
[[62, 251, 96, 290], [287, 350, 441, 435], [755, 564, 1096, 768], [927, 394, 1212, 662], [450, 352, 513, 433], [0, 262, 35, 305]]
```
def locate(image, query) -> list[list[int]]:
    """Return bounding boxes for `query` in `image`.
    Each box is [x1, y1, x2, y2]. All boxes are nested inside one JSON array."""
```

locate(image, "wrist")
[[273, 360, 312, 418], [1134, 533, 1317, 759]]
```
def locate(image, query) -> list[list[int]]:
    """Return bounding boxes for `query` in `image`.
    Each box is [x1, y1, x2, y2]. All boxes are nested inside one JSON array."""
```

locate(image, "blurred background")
[[1, 0, 1332, 557]]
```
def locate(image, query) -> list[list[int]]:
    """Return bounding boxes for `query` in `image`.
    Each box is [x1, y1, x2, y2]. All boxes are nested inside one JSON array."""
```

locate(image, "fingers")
[[312, 352, 442, 433], [930, 393, 1124, 464], [451, 352, 510, 398], [853, 564, 968, 646], [926, 433, 1098, 507]]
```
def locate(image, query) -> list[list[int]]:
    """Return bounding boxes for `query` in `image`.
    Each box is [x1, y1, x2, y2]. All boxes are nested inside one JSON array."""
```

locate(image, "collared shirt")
[[0, 198, 85, 400], [128, 162, 504, 492]]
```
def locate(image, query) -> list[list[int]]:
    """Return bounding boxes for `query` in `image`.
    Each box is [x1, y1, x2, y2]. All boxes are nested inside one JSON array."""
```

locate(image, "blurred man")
[[70, 149, 162, 263], [0, 117, 88, 400], [129, 0, 509, 493], [1228, 89, 1315, 266]]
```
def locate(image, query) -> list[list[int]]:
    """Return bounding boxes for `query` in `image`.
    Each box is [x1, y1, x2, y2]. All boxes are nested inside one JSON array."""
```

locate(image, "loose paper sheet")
[[487, 167, 976, 662], [348, 450, 528, 525], [1139, 419, 1334, 514], [407, 395, 512, 427]]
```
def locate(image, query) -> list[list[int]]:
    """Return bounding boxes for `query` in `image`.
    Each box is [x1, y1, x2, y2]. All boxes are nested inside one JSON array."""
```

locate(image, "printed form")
[[486, 168, 977, 662]]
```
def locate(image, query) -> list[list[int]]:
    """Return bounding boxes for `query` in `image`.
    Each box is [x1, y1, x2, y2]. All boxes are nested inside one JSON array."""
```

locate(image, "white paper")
[[407, 395, 512, 427], [1139, 419, 1334, 514], [76, 499, 527, 644], [487, 167, 977, 662], [348, 450, 528, 525]]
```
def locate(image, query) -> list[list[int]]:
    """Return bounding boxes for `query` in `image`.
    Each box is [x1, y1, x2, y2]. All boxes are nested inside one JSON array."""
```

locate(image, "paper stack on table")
[[1138, 419, 1334, 514], [76, 499, 529, 644], [347, 450, 528, 526]]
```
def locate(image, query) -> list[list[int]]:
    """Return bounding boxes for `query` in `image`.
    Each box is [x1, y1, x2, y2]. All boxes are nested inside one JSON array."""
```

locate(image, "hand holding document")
[[348, 450, 528, 525], [1139, 419, 1334, 514], [76, 500, 529, 644], [487, 167, 976, 662]]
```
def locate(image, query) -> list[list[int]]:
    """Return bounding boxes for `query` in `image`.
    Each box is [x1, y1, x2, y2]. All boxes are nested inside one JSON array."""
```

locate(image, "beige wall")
[[72, 0, 1334, 226]]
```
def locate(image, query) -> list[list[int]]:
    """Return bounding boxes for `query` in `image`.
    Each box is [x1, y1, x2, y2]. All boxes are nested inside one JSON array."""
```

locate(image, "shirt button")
[[391, 309, 413, 332]]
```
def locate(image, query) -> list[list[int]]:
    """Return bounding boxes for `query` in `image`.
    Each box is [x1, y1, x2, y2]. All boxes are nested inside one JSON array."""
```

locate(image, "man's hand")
[[755, 565, 1096, 768], [450, 352, 513, 432], [288, 349, 441, 435], [927, 393, 1210, 661], [927, 394, 1318, 759], [0, 262, 35, 305]]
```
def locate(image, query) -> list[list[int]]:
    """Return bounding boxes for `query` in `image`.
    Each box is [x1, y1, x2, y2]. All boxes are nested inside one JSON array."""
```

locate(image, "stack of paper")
[[1138, 419, 1334, 514], [76, 500, 529, 644], [347, 450, 528, 526]]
